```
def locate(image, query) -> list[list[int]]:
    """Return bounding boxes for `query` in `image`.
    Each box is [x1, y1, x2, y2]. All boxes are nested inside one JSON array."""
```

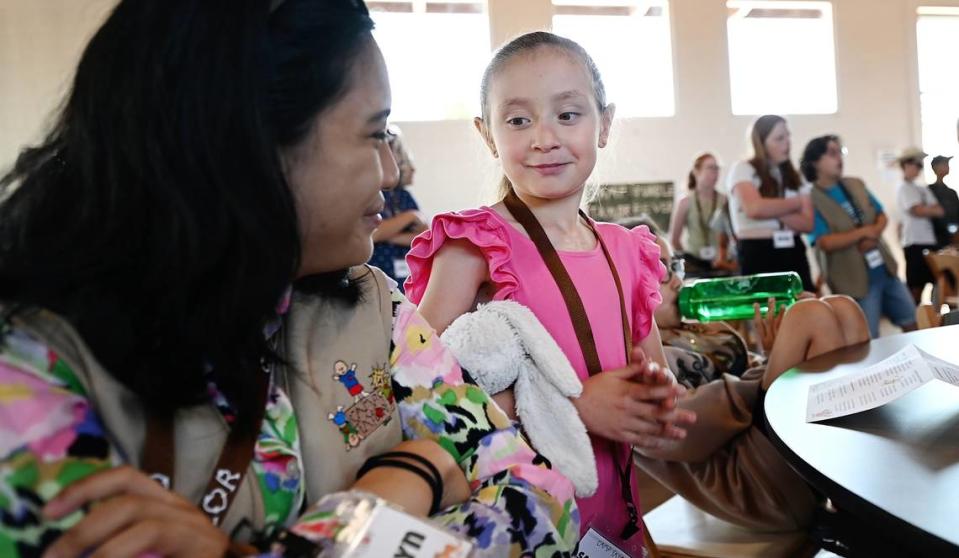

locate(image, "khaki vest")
[[11, 265, 402, 541], [686, 192, 726, 257], [811, 177, 897, 299]]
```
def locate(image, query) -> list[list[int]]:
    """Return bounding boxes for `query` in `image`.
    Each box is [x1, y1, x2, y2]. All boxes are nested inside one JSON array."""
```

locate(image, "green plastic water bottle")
[[677, 272, 803, 322]]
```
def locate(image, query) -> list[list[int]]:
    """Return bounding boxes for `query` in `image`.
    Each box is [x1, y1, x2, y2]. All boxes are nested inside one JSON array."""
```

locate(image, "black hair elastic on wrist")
[[374, 451, 443, 487], [356, 452, 443, 515]]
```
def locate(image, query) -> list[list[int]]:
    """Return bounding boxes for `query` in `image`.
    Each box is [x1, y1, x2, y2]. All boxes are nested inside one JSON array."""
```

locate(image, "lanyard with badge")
[[835, 181, 885, 269], [694, 192, 718, 261], [503, 190, 658, 558], [770, 179, 797, 250]]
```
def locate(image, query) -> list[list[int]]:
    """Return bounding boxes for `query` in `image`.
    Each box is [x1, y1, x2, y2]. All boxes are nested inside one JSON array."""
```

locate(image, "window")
[[916, 7, 959, 164], [726, 1, 838, 115], [551, 0, 675, 118], [369, 1, 490, 121]]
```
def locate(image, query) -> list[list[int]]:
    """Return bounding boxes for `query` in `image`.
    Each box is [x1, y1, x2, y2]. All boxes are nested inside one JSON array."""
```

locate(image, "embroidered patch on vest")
[[333, 360, 369, 402], [328, 405, 361, 451], [369, 363, 395, 404], [347, 392, 393, 439], [328, 361, 395, 451]]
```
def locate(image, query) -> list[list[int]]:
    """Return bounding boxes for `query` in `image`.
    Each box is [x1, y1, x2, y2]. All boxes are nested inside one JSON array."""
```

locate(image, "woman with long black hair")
[[0, 1, 578, 556]]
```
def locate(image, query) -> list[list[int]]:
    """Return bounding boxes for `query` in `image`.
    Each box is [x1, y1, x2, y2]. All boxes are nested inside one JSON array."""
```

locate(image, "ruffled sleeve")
[[404, 209, 519, 304], [628, 224, 666, 342]]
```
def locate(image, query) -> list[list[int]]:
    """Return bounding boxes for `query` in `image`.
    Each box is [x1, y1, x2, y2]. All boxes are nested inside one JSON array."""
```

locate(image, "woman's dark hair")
[[800, 135, 841, 183], [748, 115, 802, 197], [0, 0, 373, 427]]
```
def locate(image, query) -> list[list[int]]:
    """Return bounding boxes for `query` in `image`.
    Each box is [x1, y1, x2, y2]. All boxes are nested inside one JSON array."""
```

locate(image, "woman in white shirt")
[[727, 115, 815, 291]]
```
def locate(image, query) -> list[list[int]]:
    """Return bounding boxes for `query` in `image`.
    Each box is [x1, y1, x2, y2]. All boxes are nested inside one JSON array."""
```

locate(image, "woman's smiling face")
[[283, 38, 399, 277]]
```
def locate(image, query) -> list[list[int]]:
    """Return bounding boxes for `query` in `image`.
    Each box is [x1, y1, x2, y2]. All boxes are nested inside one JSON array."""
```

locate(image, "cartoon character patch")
[[346, 393, 393, 438], [369, 363, 394, 404], [329, 361, 396, 451], [328, 405, 361, 451], [333, 360, 369, 402]]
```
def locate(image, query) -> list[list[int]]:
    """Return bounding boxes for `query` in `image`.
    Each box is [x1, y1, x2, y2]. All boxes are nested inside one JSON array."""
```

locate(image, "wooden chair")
[[916, 304, 942, 329], [644, 495, 818, 558], [923, 249, 959, 308], [915, 303, 959, 329]]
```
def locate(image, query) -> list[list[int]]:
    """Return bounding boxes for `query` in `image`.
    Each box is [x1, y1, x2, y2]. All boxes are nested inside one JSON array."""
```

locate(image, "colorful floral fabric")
[[0, 328, 116, 556], [253, 381, 304, 531], [389, 292, 578, 555], [0, 286, 578, 557], [0, 325, 302, 555], [266, 292, 579, 556]]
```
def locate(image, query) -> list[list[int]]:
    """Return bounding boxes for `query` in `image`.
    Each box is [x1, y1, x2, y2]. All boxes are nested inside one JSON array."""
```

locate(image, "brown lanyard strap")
[[503, 190, 631, 373], [693, 191, 717, 241], [503, 190, 644, 542], [143, 369, 270, 526]]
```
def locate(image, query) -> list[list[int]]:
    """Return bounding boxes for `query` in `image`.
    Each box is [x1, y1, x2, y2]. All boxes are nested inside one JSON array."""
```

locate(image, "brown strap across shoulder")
[[143, 369, 270, 526], [503, 190, 646, 544], [502, 190, 631, 374]]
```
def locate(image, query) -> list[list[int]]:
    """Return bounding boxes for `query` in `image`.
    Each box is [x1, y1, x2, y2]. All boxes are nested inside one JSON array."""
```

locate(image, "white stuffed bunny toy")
[[441, 300, 597, 497]]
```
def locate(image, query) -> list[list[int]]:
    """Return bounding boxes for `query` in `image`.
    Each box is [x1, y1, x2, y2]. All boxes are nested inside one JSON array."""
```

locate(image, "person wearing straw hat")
[[896, 147, 944, 303]]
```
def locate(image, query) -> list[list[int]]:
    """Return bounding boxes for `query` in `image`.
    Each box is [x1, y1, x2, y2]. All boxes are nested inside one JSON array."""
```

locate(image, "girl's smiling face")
[[477, 46, 613, 202]]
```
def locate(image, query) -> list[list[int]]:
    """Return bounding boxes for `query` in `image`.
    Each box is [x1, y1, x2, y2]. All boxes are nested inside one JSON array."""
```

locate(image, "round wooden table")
[[764, 326, 959, 555]]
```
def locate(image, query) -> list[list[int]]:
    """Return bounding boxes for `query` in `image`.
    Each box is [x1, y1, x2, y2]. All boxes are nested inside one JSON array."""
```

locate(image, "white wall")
[[392, 0, 949, 278], [0, 0, 116, 166], [395, 0, 929, 232], [1, 0, 953, 260]]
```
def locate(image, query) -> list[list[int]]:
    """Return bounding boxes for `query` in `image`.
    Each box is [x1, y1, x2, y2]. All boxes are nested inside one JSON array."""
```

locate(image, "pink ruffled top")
[[405, 207, 665, 538]]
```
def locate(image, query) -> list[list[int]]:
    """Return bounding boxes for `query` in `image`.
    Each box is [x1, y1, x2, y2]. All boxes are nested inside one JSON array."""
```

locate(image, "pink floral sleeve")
[[388, 290, 579, 555]]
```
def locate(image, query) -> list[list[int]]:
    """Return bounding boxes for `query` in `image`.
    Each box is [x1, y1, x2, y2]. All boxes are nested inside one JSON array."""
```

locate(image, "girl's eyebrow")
[[552, 90, 587, 102], [499, 97, 532, 111], [499, 90, 587, 111]]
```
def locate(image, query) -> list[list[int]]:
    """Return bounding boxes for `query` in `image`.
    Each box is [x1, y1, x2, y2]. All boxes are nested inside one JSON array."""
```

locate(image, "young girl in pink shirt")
[[404, 32, 695, 556]]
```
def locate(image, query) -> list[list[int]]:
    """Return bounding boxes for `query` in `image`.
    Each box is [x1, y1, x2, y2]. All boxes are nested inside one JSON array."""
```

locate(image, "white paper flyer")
[[806, 345, 959, 422]]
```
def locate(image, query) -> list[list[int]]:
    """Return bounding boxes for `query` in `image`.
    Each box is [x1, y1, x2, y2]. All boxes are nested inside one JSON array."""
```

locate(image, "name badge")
[[393, 258, 411, 280], [576, 528, 635, 558], [773, 231, 795, 249], [699, 246, 717, 261], [865, 249, 884, 269], [348, 504, 473, 558]]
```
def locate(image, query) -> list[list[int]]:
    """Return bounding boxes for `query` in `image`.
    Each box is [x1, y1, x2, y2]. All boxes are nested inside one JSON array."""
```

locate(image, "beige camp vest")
[[279, 266, 402, 505], [11, 265, 402, 541], [686, 191, 725, 257], [811, 177, 897, 299]]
